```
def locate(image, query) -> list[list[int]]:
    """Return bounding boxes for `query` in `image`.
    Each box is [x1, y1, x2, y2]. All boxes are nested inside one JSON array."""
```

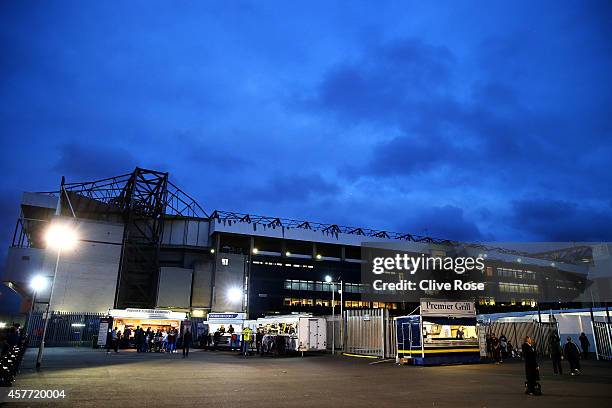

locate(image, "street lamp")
[[25, 275, 48, 334], [325, 275, 343, 355], [36, 223, 77, 369]]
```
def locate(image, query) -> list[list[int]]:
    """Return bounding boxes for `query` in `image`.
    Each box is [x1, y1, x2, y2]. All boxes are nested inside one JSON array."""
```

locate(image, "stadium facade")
[[2, 168, 605, 319]]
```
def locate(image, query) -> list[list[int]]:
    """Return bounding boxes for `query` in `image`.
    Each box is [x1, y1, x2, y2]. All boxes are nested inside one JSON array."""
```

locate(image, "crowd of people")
[[486, 331, 592, 397], [107, 326, 193, 358], [485, 332, 516, 362], [196, 325, 291, 356], [197, 324, 254, 354], [0, 324, 23, 358]]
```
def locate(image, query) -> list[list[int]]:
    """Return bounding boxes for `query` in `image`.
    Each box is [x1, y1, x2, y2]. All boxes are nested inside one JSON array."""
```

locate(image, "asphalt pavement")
[[3, 347, 611, 407]]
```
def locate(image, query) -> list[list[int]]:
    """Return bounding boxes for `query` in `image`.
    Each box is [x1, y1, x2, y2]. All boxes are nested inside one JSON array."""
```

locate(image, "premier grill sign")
[[420, 300, 476, 317]]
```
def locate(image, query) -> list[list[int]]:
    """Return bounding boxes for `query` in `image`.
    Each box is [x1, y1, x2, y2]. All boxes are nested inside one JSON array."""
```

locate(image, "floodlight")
[[45, 224, 77, 250], [227, 287, 243, 303], [31, 275, 48, 292]]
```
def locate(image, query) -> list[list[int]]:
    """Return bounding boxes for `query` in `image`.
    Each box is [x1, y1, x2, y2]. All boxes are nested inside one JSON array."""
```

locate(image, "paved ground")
[[3, 347, 611, 407]]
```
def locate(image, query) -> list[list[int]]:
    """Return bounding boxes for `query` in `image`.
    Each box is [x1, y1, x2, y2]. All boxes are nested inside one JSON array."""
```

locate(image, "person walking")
[[108, 327, 119, 354], [134, 326, 142, 352], [522, 336, 541, 395], [144, 328, 152, 352], [201, 325, 210, 349], [563, 337, 581, 375], [492, 334, 502, 363], [162, 329, 168, 352], [168, 329, 176, 353], [579, 332, 590, 359], [499, 334, 508, 359], [213, 329, 221, 350], [182, 329, 193, 358], [256, 327, 264, 355], [549, 332, 563, 375]]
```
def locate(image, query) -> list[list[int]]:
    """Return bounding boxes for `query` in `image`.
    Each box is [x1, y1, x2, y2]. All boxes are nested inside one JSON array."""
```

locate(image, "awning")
[[108, 308, 187, 320]]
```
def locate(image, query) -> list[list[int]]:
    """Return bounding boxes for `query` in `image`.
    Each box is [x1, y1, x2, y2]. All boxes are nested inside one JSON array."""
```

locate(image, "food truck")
[[207, 312, 246, 349], [109, 309, 187, 338], [396, 300, 480, 365], [247, 314, 326, 355]]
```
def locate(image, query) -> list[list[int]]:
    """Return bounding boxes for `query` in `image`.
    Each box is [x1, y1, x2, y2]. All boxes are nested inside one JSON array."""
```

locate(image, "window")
[[498, 282, 538, 294]]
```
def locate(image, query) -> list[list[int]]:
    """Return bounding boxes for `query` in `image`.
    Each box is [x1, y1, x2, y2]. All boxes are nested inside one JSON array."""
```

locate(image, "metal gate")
[[593, 321, 612, 360], [26, 312, 104, 347], [384, 317, 397, 358], [344, 309, 388, 358], [325, 315, 342, 350]]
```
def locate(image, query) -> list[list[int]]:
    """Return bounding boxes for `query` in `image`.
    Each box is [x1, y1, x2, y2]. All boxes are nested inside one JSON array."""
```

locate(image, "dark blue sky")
[[1, 0, 611, 255]]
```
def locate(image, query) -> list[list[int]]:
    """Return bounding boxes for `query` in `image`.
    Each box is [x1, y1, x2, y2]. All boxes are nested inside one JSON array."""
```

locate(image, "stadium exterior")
[[2, 168, 603, 320]]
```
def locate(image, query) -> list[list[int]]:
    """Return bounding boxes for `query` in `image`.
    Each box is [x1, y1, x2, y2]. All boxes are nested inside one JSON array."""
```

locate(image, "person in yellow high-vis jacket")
[[242, 327, 253, 356]]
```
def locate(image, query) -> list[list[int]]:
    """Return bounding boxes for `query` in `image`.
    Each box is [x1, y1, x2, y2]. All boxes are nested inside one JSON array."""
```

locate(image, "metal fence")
[[26, 313, 207, 348], [481, 320, 558, 357], [593, 321, 612, 360], [26, 312, 105, 347]]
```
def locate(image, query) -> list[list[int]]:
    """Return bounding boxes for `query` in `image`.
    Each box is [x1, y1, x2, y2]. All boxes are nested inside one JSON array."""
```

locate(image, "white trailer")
[[248, 314, 327, 353], [297, 316, 326, 352]]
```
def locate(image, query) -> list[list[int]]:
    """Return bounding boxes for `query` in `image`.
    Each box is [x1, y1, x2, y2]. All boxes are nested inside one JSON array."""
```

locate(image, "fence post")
[[607, 323, 612, 359], [590, 307, 599, 360], [381, 309, 385, 359]]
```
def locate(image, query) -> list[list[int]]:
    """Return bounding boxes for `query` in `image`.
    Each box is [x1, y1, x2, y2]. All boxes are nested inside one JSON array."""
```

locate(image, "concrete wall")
[[21, 192, 58, 209], [162, 218, 210, 247], [212, 253, 246, 312], [2, 246, 46, 285], [191, 260, 213, 308], [156, 267, 193, 308], [47, 217, 124, 313]]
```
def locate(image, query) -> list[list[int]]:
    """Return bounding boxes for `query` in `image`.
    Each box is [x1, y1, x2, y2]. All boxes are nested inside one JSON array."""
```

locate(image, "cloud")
[[399, 205, 486, 242], [241, 172, 341, 205], [511, 198, 612, 241], [303, 38, 454, 123], [53, 142, 139, 180]]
